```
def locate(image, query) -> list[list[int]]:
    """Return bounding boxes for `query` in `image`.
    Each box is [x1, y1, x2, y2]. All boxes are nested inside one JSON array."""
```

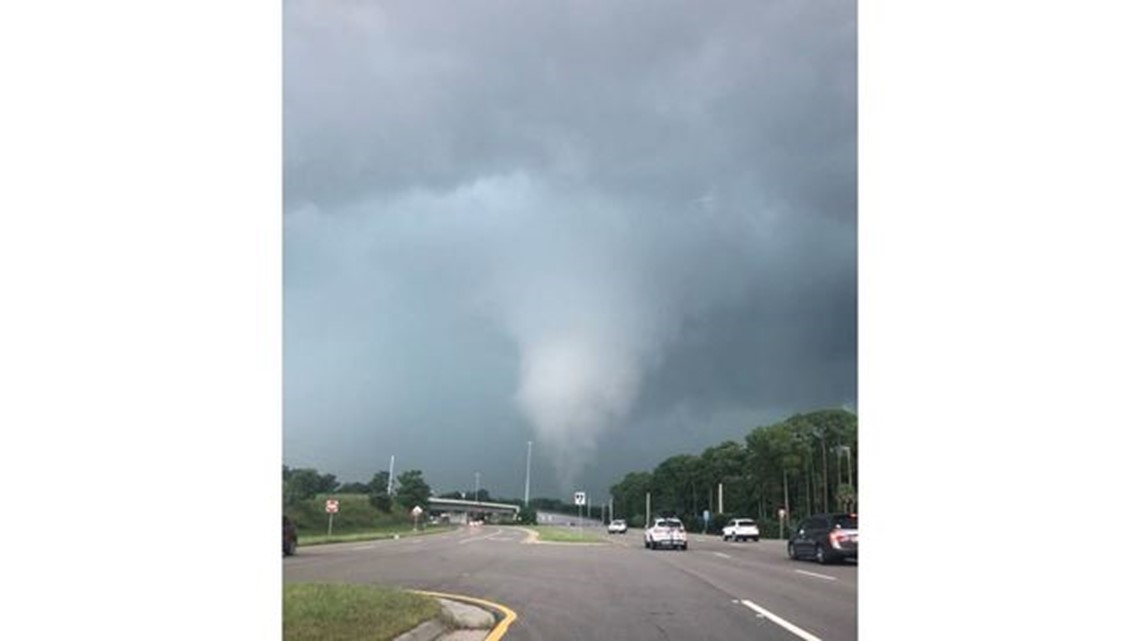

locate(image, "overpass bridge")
[[427, 497, 520, 524]]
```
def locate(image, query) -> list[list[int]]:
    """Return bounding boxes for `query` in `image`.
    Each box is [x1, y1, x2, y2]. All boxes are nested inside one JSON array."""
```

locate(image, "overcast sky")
[[283, 0, 856, 501]]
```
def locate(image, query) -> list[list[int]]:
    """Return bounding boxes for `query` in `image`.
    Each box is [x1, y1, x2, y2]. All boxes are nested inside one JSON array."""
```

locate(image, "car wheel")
[[787, 542, 797, 560], [681, 543, 688, 551], [815, 544, 828, 564], [723, 534, 729, 541], [284, 540, 296, 556]]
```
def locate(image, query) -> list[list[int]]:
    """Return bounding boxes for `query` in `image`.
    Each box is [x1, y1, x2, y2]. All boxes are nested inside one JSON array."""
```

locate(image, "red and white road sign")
[[325, 499, 339, 514]]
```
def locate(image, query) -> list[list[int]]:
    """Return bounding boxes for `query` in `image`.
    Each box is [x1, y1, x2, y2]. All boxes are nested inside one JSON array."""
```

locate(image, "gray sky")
[[283, 0, 856, 500]]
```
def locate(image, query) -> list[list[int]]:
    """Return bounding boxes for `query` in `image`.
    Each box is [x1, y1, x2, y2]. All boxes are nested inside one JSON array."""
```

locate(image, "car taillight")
[[829, 531, 847, 548]]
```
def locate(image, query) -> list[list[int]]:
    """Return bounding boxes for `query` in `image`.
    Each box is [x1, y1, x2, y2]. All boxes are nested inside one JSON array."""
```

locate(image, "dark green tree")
[[317, 473, 339, 494], [368, 471, 391, 495], [365, 470, 394, 513], [652, 454, 699, 518], [368, 492, 393, 513], [283, 468, 324, 506], [394, 469, 432, 512], [517, 505, 537, 525], [610, 471, 652, 522]]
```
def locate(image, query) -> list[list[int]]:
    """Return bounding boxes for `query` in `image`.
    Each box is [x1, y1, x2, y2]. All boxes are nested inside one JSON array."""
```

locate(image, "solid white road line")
[[740, 599, 823, 641], [713, 552, 732, 559], [350, 545, 374, 550], [794, 569, 838, 581]]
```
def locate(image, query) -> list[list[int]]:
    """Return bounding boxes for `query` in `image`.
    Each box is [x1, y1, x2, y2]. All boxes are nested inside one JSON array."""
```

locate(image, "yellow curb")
[[412, 590, 518, 641]]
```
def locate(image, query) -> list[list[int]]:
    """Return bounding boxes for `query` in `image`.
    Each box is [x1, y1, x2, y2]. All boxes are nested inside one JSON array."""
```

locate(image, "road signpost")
[[574, 491, 586, 536], [778, 507, 787, 539], [326, 498, 339, 536], [412, 505, 423, 531]]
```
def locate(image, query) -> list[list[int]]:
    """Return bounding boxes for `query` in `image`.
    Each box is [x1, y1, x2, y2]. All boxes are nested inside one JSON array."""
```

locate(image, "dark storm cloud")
[[284, 0, 855, 497]]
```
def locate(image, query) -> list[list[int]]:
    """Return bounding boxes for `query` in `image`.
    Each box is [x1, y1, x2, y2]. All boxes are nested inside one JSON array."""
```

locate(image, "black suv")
[[787, 513, 857, 564], [283, 516, 298, 556]]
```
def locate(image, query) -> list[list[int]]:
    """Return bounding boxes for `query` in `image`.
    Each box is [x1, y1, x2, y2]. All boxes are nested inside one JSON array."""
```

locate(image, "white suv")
[[607, 519, 628, 534], [722, 518, 760, 542], [644, 518, 688, 550]]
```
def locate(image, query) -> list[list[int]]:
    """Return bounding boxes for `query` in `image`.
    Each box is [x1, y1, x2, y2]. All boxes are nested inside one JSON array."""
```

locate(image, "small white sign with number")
[[574, 491, 586, 506], [325, 499, 339, 514]]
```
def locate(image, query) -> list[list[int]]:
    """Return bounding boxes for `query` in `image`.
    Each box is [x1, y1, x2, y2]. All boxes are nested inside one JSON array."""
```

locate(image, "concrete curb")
[[393, 618, 449, 641], [408, 590, 518, 641]]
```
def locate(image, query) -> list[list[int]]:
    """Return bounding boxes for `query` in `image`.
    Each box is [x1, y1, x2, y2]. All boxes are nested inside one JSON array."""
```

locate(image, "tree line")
[[282, 466, 541, 523], [609, 409, 857, 533], [283, 466, 431, 514]]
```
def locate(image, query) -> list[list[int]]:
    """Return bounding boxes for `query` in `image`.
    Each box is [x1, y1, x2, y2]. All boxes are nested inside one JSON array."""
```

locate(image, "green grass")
[[284, 583, 440, 641], [287, 494, 408, 535], [298, 524, 455, 546], [531, 525, 606, 543]]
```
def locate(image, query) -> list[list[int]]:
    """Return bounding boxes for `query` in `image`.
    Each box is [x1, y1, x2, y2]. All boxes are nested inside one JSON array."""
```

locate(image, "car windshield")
[[659, 519, 683, 528], [834, 515, 857, 529]]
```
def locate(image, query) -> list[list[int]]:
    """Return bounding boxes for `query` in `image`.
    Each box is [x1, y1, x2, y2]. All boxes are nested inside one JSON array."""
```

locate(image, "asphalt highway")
[[284, 525, 857, 641]]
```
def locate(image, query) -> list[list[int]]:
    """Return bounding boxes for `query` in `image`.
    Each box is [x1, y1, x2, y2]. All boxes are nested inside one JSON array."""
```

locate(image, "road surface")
[[284, 525, 856, 640]]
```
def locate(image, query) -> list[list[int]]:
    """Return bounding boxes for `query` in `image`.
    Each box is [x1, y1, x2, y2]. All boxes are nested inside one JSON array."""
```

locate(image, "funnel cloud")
[[284, 0, 856, 498]]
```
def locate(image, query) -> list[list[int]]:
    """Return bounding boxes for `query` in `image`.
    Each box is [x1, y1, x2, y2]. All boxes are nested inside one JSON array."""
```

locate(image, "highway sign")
[[325, 499, 339, 514], [574, 491, 586, 506], [411, 505, 423, 516]]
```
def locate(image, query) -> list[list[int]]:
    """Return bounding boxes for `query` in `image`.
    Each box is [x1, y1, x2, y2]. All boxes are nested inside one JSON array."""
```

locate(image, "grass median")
[[530, 525, 607, 543], [298, 524, 456, 547], [284, 583, 440, 641]]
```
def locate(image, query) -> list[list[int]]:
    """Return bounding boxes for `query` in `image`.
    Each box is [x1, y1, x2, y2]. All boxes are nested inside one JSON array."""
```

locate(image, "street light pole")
[[783, 469, 790, 522], [524, 440, 532, 506], [475, 471, 480, 503], [387, 455, 395, 495]]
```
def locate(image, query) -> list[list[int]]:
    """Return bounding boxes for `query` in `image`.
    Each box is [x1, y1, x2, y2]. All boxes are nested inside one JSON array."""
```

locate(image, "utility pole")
[[783, 469, 790, 522], [718, 482, 724, 514], [475, 471, 481, 503], [387, 455, 395, 495], [646, 492, 651, 524], [524, 440, 532, 506]]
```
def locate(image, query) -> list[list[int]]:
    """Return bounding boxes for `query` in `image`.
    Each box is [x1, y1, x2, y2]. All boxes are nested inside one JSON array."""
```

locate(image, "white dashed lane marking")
[[739, 599, 823, 641], [794, 569, 837, 581]]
